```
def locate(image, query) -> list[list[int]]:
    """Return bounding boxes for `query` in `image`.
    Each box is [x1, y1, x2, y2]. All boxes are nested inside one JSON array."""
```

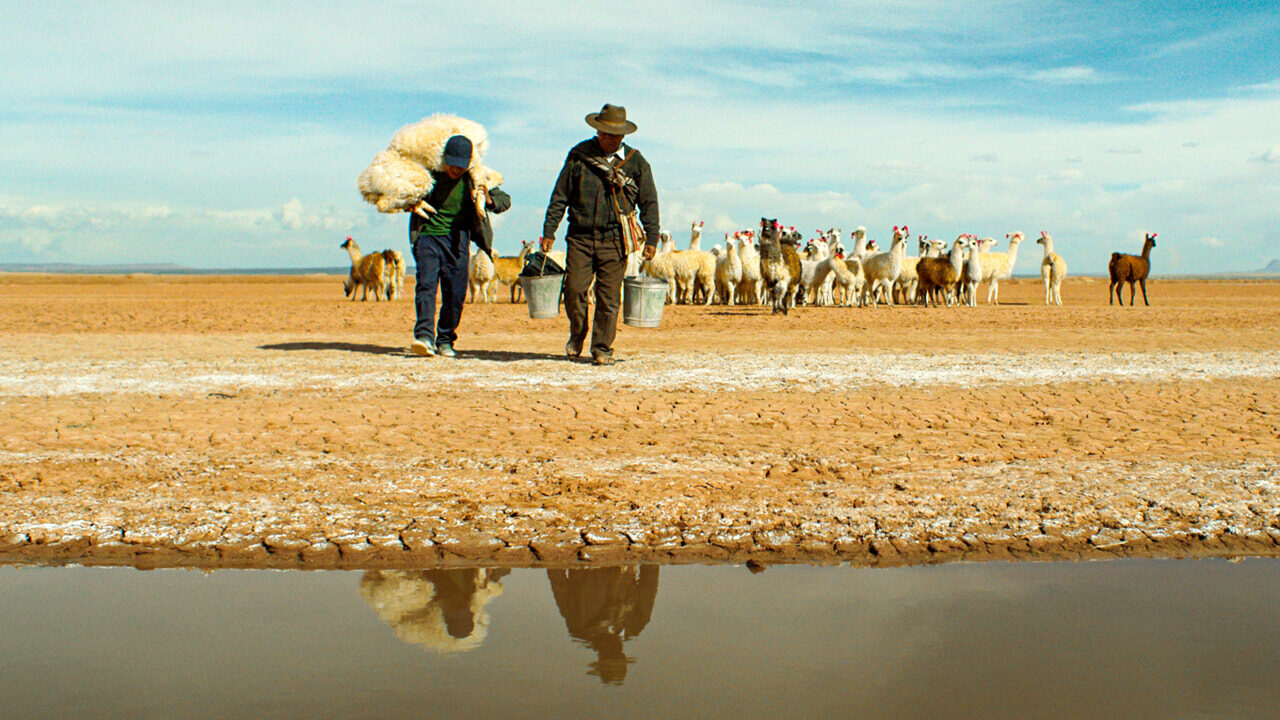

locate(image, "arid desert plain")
[[2, 273, 1278, 569]]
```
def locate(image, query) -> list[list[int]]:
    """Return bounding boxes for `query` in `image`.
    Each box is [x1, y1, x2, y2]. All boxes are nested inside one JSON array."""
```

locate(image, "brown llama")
[[758, 218, 801, 315], [381, 249, 405, 300], [1109, 232, 1157, 306], [340, 236, 386, 302]]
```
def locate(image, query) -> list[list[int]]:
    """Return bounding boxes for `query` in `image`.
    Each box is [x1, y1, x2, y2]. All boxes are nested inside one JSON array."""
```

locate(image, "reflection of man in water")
[[547, 565, 659, 684], [359, 568, 510, 653]]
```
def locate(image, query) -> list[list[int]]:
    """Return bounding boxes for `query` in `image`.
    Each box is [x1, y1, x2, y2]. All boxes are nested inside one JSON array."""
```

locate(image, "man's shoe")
[[565, 338, 583, 358], [592, 354, 615, 366], [410, 338, 435, 357], [436, 342, 457, 358]]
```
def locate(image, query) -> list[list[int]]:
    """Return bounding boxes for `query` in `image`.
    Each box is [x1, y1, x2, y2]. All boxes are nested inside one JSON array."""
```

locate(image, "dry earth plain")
[[2, 273, 1278, 569]]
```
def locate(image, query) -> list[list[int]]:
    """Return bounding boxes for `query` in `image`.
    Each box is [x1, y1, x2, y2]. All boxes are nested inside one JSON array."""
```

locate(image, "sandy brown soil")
[[2, 274, 1278, 569]]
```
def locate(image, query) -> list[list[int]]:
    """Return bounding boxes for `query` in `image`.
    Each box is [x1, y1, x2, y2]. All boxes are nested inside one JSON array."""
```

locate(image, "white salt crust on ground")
[[2, 349, 1277, 396]]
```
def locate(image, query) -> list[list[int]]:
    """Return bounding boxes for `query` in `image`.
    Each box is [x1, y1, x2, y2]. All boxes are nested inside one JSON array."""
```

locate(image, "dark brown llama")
[[1109, 232, 1157, 306], [758, 218, 801, 315]]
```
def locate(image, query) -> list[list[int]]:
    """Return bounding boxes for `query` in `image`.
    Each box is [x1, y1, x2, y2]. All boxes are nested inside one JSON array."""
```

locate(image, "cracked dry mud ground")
[[2, 274, 1279, 569]]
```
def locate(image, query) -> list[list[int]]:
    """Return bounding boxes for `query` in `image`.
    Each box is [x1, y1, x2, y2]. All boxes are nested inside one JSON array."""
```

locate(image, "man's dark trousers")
[[565, 229, 626, 359], [412, 230, 470, 344]]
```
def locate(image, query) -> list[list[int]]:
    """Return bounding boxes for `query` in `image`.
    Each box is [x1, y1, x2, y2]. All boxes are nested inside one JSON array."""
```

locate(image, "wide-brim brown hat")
[[585, 103, 637, 135]]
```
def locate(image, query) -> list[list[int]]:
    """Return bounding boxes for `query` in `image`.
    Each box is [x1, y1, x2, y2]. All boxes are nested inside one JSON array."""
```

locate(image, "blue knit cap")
[[442, 135, 472, 168]]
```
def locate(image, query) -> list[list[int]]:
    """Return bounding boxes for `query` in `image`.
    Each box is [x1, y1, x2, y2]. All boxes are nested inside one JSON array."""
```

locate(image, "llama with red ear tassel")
[[1109, 232, 1157, 306], [681, 220, 717, 305], [1037, 230, 1068, 305], [860, 225, 911, 307], [971, 231, 1025, 305]]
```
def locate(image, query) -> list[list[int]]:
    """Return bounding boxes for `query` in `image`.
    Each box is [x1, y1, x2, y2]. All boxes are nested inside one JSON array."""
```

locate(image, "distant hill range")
[[1263, 259, 1280, 274], [0, 263, 352, 275]]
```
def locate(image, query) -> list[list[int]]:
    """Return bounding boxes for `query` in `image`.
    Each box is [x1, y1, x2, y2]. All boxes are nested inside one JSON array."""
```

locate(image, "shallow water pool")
[[2, 558, 1277, 718]]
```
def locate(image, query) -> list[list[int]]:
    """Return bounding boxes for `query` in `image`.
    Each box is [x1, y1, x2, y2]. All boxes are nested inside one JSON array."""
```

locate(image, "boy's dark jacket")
[[410, 172, 511, 259]]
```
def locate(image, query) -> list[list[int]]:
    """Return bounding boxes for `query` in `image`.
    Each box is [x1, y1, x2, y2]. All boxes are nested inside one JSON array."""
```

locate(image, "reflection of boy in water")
[[359, 568, 510, 653], [547, 565, 659, 684]]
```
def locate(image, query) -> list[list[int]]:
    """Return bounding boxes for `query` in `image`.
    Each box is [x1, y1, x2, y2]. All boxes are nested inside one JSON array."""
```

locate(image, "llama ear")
[[1151, 233, 1158, 238]]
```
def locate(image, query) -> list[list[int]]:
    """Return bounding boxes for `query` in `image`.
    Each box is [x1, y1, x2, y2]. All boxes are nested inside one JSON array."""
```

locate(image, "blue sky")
[[2, 1, 1278, 274]]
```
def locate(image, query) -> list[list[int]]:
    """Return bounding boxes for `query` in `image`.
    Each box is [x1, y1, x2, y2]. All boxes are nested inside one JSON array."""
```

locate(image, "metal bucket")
[[520, 274, 563, 319], [623, 275, 668, 328]]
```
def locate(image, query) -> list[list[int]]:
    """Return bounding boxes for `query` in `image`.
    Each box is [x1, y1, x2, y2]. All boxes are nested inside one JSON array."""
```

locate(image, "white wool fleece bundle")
[[357, 114, 504, 214]]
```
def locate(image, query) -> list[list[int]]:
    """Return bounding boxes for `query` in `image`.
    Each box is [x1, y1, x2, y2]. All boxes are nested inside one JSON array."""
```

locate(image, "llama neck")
[[889, 236, 905, 271], [761, 235, 781, 260], [967, 237, 982, 265], [690, 228, 702, 251], [1141, 240, 1153, 259], [344, 243, 361, 264], [949, 241, 966, 274], [1006, 238, 1022, 264], [1041, 237, 1055, 258]]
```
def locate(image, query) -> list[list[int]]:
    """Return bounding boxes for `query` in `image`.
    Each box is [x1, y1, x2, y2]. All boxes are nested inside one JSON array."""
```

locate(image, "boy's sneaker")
[[410, 338, 435, 357], [436, 342, 457, 358]]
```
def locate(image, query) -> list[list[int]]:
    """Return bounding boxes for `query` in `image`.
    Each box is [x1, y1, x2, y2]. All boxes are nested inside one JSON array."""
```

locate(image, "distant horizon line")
[[2, 262, 1279, 281]]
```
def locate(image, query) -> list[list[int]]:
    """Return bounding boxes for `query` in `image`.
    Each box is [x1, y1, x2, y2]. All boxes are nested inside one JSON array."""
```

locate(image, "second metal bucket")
[[622, 275, 668, 328]]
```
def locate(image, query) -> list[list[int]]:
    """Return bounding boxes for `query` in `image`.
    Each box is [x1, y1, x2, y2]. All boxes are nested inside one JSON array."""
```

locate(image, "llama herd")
[[636, 220, 1072, 312], [340, 223, 1159, 308]]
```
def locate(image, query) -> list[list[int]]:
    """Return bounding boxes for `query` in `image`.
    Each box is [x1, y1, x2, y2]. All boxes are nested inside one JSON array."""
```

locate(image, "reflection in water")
[[548, 565, 660, 684], [359, 568, 510, 653]]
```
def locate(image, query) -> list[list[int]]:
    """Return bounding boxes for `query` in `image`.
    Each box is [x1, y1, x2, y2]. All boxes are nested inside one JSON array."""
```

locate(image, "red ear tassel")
[[1152, 233, 1158, 238]]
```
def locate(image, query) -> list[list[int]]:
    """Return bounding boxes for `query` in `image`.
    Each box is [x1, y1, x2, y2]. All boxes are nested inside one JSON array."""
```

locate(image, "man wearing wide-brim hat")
[[542, 103, 660, 366]]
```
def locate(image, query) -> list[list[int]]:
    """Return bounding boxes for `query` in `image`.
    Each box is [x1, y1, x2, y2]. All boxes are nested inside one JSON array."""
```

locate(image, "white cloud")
[[1252, 145, 1280, 163], [1241, 78, 1280, 94], [1028, 65, 1103, 84], [868, 160, 926, 175], [279, 198, 305, 230], [1196, 236, 1224, 247]]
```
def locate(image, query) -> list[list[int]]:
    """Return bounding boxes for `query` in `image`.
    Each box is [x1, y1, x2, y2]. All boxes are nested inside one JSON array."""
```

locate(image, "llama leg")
[[1129, 282, 1136, 305], [1140, 279, 1149, 305]]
